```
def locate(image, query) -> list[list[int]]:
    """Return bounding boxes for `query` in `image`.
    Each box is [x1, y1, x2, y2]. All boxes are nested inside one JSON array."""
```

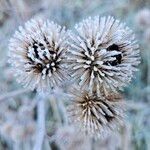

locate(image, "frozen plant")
[[7, 14, 141, 148], [8, 18, 69, 150], [67, 87, 125, 138], [67, 16, 140, 96], [8, 18, 68, 92]]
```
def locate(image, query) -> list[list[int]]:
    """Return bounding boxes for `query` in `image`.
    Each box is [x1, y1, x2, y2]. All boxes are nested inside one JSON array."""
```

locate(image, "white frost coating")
[[8, 19, 69, 92], [67, 88, 125, 138], [67, 16, 140, 95]]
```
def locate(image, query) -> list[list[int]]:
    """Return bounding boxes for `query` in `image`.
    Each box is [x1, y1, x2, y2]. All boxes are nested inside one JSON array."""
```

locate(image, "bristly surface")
[[67, 16, 140, 96], [67, 88, 125, 138], [8, 19, 68, 92]]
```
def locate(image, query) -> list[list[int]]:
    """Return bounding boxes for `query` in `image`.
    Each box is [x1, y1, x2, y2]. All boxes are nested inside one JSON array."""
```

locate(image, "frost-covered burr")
[[68, 16, 140, 95], [67, 87, 125, 138], [8, 19, 68, 92]]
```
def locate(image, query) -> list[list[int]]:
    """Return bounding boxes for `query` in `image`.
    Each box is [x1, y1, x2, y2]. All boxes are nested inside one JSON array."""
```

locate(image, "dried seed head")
[[68, 16, 140, 95], [67, 88, 125, 138], [8, 19, 68, 92]]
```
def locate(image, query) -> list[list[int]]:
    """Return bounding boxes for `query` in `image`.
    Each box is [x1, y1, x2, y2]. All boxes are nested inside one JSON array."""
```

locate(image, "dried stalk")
[[33, 93, 46, 150], [56, 97, 68, 125], [49, 95, 62, 124]]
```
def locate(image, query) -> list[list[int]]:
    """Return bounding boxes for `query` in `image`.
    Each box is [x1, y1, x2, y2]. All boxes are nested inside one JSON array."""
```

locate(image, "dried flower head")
[[67, 88, 125, 138], [68, 16, 140, 95], [8, 19, 68, 91]]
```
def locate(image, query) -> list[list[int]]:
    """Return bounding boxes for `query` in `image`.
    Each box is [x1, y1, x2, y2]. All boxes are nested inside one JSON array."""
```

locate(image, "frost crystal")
[[68, 16, 140, 95], [67, 88, 125, 138], [9, 19, 68, 91]]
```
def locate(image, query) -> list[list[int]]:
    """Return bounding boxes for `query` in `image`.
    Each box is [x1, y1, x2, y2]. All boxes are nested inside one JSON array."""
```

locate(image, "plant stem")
[[33, 93, 46, 150], [56, 97, 68, 125]]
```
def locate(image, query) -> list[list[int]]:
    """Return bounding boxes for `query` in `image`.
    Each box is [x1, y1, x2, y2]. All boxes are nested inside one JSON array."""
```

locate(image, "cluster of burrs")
[[8, 16, 140, 138]]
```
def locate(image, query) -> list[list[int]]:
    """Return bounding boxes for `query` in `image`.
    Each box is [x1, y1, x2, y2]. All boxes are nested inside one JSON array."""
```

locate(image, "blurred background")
[[0, 0, 150, 149]]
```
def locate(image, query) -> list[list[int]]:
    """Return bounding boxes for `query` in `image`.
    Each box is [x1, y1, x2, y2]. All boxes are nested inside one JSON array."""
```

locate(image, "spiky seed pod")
[[67, 16, 140, 95], [8, 19, 68, 92], [67, 88, 125, 138]]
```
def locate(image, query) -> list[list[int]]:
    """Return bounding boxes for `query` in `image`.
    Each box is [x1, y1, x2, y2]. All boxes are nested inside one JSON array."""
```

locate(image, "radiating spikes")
[[67, 88, 124, 138], [67, 16, 140, 95], [8, 18, 68, 92]]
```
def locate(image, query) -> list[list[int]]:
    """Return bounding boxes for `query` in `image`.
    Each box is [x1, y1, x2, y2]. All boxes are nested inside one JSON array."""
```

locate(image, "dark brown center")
[[105, 44, 122, 66]]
